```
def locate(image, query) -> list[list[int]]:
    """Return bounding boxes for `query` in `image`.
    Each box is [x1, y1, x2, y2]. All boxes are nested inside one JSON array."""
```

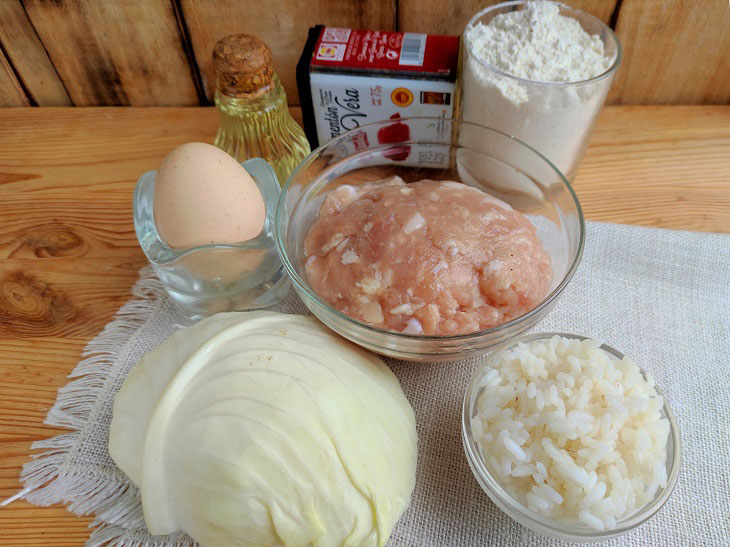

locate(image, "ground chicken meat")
[[304, 177, 551, 336]]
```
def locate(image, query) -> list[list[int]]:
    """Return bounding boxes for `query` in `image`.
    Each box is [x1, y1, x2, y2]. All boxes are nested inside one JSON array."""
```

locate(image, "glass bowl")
[[462, 332, 681, 541], [462, 1, 622, 182], [134, 157, 290, 320], [275, 118, 584, 362]]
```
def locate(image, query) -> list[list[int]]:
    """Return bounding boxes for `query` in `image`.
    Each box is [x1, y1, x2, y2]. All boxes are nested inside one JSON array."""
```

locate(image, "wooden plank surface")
[[1, 0, 729, 106], [181, 0, 396, 104], [398, 0, 617, 35], [22, 0, 200, 106], [0, 1, 71, 106], [608, 0, 730, 105], [0, 105, 728, 544], [0, 49, 28, 107], [575, 106, 730, 231]]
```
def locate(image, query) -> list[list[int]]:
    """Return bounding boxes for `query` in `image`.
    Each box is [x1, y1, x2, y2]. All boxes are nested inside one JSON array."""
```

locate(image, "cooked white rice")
[[472, 335, 670, 530]]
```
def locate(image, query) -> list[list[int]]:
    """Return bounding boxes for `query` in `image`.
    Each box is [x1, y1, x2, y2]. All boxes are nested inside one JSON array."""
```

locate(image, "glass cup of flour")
[[460, 1, 621, 182]]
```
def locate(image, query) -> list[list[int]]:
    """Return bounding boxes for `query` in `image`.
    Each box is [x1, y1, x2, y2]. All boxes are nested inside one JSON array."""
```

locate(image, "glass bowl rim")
[[464, 0, 623, 88], [462, 331, 682, 540], [274, 116, 586, 343]]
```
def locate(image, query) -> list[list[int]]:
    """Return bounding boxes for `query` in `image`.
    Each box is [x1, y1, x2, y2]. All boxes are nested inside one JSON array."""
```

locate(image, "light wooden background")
[[1, 0, 728, 108]]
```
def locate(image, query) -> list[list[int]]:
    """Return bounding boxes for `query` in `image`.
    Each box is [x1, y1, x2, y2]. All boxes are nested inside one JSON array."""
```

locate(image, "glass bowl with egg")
[[275, 118, 584, 362], [134, 152, 289, 320], [462, 332, 681, 541]]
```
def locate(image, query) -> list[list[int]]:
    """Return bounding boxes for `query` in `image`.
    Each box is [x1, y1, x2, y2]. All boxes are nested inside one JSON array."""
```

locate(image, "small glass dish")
[[462, 332, 681, 542], [275, 117, 584, 362], [134, 157, 289, 320]]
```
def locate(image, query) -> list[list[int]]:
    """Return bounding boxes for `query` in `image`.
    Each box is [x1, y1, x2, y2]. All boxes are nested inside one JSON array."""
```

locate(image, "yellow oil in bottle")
[[213, 35, 310, 186]]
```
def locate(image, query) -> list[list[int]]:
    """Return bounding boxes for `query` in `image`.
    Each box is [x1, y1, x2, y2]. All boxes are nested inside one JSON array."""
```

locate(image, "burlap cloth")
[[6, 222, 729, 546]]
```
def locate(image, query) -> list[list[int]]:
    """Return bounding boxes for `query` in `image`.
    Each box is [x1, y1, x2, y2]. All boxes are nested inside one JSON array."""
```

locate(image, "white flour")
[[468, 1, 610, 102], [460, 1, 617, 181]]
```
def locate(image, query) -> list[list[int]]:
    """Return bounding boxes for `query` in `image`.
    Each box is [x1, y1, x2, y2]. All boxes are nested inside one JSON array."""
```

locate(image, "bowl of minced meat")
[[462, 333, 680, 541], [304, 177, 551, 336], [275, 117, 584, 362]]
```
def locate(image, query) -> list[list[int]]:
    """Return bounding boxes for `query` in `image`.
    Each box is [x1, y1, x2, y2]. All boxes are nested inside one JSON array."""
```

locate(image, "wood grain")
[[397, 0, 617, 35], [0, 503, 91, 545], [0, 0, 729, 107], [608, 0, 730, 105], [0, 105, 728, 545], [181, 0, 397, 104], [0, 1, 71, 106], [575, 106, 730, 231], [0, 335, 95, 543], [0, 261, 149, 339], [21, 0, 199, 106], [0, 48, 28, 106]]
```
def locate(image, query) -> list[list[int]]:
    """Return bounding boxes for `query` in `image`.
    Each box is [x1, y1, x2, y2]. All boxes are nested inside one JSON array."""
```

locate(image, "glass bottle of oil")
[[212, 34, 310, 186]]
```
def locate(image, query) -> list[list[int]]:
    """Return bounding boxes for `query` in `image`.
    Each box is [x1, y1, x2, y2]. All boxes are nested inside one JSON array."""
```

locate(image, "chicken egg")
[[153, 142, 266, 249]]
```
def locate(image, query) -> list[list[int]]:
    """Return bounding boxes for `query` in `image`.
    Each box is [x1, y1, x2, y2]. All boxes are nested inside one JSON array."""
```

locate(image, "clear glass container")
[[214, 74, 310, 186], [134, 158, 289, 320], [275, 117, 584, 362], [461, 1, 622, 182], [462, 332, 681, 542]]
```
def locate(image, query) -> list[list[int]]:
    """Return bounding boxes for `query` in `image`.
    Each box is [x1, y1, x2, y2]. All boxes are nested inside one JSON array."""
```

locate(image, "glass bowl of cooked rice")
[[462, 332, 681, 542]]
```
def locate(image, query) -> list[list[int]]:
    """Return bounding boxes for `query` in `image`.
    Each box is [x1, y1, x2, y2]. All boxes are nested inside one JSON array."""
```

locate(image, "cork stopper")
[[213, 34, 274, 98]]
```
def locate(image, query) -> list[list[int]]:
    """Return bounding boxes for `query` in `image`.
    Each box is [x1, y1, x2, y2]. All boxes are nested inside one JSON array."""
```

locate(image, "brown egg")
[[153, 142, 266, 249]]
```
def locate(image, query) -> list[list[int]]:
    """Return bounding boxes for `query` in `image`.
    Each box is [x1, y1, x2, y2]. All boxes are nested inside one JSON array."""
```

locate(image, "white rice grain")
[[504, 437, 528, 462], [536, 461, 548, 479], [538, 483, 564, 505], [579, 510, 605, 530], [512, 464, 536, 477], [527, 492, 550, 512]]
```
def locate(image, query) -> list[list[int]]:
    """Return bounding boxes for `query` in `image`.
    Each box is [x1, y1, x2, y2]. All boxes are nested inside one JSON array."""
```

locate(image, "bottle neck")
[[214, 74, 287, 116]]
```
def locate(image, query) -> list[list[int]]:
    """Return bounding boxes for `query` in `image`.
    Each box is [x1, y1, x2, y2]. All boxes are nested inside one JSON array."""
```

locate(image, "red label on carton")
[[311, 28, 459, 80]]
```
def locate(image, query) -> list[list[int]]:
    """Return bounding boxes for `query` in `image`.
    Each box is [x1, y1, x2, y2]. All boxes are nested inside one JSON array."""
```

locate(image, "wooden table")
[[0, 106, 728, 544]]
